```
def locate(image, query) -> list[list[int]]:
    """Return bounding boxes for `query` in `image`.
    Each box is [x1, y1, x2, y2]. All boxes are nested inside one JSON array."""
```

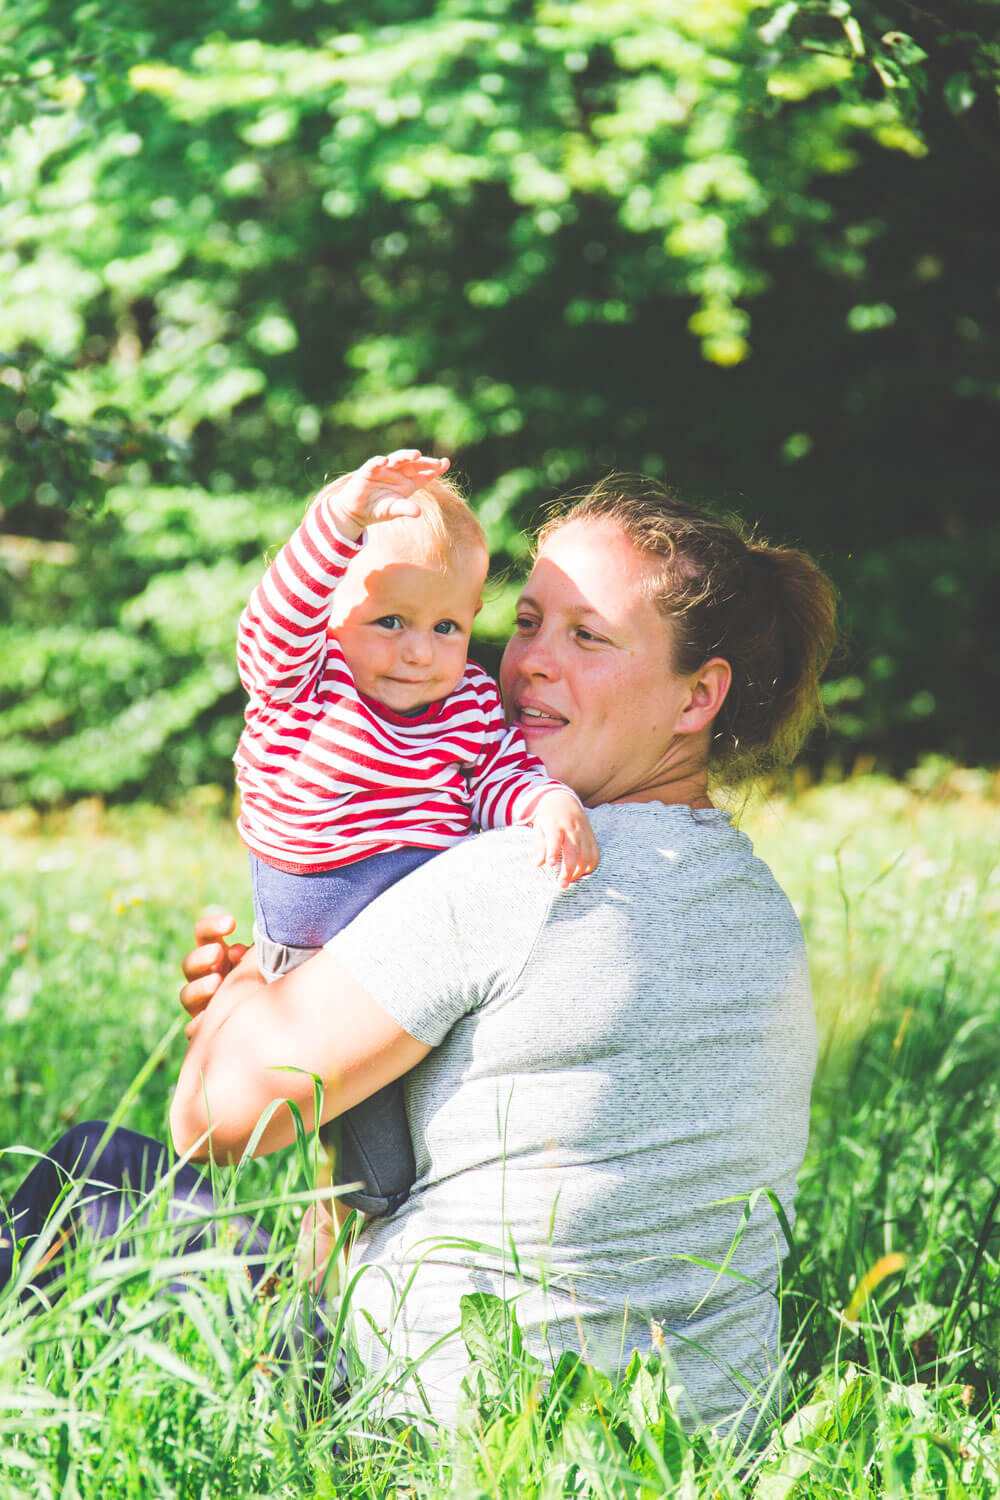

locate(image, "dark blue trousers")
[[0, 1122, 269, 1291], [0, 1122, 345, 1397]]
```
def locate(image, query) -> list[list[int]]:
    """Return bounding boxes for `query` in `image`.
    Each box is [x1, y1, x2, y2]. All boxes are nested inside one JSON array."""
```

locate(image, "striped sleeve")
[[465, 681, 572, 830], [237, 493, 362, 706]]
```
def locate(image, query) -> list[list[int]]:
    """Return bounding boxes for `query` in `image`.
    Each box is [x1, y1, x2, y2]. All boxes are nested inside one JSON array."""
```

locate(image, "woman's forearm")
[[169, 945, 430, 1166], [170, 949, 270, 1163]]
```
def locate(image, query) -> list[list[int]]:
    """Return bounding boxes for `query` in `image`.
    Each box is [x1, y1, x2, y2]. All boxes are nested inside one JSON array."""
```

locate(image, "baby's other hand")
[[533, 789, 599, 890], [322, 450, 450, 538]]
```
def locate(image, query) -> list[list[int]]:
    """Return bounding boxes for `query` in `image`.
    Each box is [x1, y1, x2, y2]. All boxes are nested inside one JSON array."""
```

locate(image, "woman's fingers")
[[180, 938, 247, 1016], [181, 940, 228, 982], [192, 909, 238, 946], [179, 971, 222, 1017], [181, 939, 249, 984]]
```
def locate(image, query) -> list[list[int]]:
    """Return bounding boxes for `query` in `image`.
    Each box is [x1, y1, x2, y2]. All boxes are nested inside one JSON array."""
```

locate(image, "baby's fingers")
[[374, 494, 422, 520], [551, 833, 581, 889], [579, 829, 600, 874], [375, 450, 449, 483], [560, 835, 599, 887], [558, 844, 580, 889], [384, 448, 447, 472], [536, 824, 566, 872]]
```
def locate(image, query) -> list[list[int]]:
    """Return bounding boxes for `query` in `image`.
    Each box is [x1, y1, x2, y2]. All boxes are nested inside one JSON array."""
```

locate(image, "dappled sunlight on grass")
[[742, 766, 1000, 1076], [2, 772, 999, 1494]]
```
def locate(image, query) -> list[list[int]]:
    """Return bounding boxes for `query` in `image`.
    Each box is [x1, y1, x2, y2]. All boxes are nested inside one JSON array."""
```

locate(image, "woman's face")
[[500, 518, 722, 807]]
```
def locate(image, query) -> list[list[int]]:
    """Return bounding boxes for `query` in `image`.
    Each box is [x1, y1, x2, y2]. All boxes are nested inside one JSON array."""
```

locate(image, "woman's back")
[[330, 803, 816, 1429]]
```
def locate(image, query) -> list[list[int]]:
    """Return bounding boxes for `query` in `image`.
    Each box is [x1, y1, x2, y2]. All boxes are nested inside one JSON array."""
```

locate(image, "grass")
[[1, 765, 999, 1496]]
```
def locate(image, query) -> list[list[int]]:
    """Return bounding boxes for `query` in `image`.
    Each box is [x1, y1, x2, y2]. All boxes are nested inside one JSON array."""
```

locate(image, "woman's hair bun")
[[733, 540, 837, 773]]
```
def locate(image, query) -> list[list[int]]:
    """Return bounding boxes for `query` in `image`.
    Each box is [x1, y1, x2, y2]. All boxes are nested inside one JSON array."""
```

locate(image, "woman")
[[3, 479, 835, 1437]]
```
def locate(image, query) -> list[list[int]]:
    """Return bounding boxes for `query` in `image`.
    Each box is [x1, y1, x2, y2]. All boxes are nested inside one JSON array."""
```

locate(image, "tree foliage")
[[1, 0, 998, 803]]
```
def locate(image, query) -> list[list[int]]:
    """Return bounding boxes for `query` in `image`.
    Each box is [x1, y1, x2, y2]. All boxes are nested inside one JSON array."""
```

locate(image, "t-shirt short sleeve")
[[323, 829, 557, 1046]]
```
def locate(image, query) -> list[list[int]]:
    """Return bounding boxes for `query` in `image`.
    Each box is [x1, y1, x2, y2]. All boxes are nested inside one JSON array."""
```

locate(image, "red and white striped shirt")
[[234, 493, 566, 873]]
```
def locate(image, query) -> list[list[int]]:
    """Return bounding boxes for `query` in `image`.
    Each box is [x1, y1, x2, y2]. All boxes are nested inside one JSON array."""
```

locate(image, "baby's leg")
[[248, 850, 438, 1220], [249, 853, 323, 981]]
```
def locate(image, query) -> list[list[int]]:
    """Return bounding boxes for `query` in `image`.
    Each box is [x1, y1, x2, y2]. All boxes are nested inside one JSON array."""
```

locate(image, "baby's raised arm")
[[236, 449, 448, 705]]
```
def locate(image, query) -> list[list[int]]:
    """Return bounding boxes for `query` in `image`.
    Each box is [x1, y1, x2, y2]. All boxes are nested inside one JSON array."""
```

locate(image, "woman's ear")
[[676, 657, 732, 736]]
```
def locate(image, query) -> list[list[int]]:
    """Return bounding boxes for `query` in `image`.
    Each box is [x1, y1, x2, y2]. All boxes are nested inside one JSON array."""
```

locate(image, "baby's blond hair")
[[401, 473, 487, 564]]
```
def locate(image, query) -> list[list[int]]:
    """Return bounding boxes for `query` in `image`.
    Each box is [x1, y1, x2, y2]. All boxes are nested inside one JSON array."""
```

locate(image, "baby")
[[234, 449, 598, 1218]]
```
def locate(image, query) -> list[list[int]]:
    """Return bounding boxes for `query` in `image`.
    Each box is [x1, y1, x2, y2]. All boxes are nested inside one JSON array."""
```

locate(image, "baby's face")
[[331, 531, 488, 715]]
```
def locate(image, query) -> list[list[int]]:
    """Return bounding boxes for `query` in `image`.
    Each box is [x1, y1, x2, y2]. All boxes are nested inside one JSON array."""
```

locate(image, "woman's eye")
[[515, 615, 538, 632], [374, 615, 402, 630], [434, 620, 460, 636], [574, 627, 606, 645]]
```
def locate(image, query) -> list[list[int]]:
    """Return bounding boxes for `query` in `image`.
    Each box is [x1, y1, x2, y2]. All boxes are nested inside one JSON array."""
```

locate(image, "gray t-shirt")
[[326, 803, 816, 1431]]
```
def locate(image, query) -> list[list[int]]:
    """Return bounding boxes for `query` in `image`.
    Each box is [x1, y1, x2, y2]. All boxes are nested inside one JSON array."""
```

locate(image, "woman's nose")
[[517, 632, 558, 680]]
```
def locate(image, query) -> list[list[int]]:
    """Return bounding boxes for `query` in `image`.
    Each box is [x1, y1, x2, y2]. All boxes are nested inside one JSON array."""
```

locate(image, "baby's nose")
[[403, 631, 433, 664]]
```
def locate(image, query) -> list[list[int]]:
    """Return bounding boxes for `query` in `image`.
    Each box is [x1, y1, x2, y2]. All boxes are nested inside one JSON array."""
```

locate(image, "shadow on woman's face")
[[498, 520, 702, 806]]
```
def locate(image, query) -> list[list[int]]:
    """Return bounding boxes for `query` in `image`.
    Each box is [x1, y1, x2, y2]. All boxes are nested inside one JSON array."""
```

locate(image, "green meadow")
[[1, 768, 999, 1497]]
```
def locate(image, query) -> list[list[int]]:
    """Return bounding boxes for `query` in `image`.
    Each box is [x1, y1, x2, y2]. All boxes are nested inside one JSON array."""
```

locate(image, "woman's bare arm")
[[170, 941, 430, 1165]]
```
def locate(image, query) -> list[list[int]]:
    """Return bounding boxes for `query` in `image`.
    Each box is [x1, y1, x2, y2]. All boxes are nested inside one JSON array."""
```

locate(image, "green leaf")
[[460, 1290, 521, 1367], [881, 32, 928, 67], [944, 72, 976, 114]]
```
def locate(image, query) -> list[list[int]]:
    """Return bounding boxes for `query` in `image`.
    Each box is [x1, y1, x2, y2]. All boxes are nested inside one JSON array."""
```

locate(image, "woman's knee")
[[48, 1122, 167, 1192], [48, 1120, 113, 1174]]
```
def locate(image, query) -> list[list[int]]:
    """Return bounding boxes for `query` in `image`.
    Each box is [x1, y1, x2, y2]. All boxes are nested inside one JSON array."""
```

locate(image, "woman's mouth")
[[515, 701, 567, 731]]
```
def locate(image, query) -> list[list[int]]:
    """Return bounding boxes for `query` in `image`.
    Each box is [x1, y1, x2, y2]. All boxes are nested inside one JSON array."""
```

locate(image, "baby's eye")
[[434, 620, 461, 636], [374, 615, 403, 630]]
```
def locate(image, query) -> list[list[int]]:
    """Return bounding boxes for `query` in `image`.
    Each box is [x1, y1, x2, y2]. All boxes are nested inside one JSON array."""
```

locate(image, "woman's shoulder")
[[435, 825, 558, 892], [587, 802, 745, 863], [584, 802, 801, 932], [436, 804, 791, 935], [456, 805, 747, 888]]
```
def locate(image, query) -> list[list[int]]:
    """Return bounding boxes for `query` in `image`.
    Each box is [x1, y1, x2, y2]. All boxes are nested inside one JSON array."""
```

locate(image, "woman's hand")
[[180, 909, 249, 1022]]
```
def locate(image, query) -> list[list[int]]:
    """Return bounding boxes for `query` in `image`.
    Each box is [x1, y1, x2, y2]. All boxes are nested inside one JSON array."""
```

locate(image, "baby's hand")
[[533, 789, 599, 889], [321, 450, 450, 539]]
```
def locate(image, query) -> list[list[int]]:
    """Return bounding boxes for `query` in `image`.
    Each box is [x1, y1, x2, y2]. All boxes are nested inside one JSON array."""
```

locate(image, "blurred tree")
[[1, 0, 997, 803]]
